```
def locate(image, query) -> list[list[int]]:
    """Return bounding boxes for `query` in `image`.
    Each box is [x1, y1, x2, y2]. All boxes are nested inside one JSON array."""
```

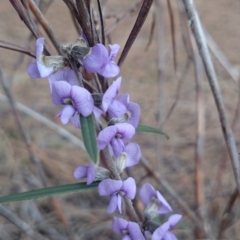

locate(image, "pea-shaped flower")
[[98, 177, 136, 214]]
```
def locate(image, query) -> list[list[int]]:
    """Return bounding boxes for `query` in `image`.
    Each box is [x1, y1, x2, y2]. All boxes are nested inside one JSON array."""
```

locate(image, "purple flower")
[[97, 123, 135, 156], [52, 81, 94, 124], [152, 214, 182, 240], [101, 77, 126, 117], [125, 142, 141, 168], [74, 163, 96, 185], [117, 93, 140, 128], [28, 38, 53, 79], [47, 68, 80, 92], [98, 177, 136, 213], [81, 43, 120, 78], [74, 163, 110, 185], [139, 183, 172, 215], [112, 217, 145, 240]]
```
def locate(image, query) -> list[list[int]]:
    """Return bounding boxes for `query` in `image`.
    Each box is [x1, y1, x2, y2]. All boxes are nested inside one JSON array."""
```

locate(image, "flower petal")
[[82, 43, 108, 73], [108, 194, 118, 213], [112, 217, 128, 234], [98, 179, 122, 196], [107, 99, 127, 117], [51, 81, 71, 105], [36, 38, 44, 59], [127, 102, 140, 128], [128, 221, 145, 240], [122, 177, 136, 200], [27, 62, 41, 79], [125, 143, 141, 168], [152, 221, 170, 240], [164, 232, 178, 240], [97, 125, 118, 150], [156, 191, 172, 214], [73, 166, 88, 179], [98, 61, 120, 78], [37, 60, 53, 78], [115, 123, 135, 140], [168, 214, 182, 229], [86, 163, 97, 185], [111, 138, 125, 156], [101, 77, 122, 112], [109, 44, 120, 60], [71, 86, 94, 116], [139, 183, 156, 207], [117, 194, 122, 213], [59, 105, 75, 124], [70, 113, 81, 128]]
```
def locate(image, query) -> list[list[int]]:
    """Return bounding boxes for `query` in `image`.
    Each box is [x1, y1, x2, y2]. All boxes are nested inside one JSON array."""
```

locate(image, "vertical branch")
[[28, 0, 61, 54], [181, 0, 240, 196], [190, 32, 206, 239]]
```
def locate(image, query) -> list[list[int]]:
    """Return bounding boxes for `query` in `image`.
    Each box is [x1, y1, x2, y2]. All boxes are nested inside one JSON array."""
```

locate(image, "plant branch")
[[181, 0, 240, 197]]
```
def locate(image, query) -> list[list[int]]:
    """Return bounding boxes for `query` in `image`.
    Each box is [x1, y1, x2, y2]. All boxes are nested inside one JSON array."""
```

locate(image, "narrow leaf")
[[0, 182, 99, 204], [80, 114, 98, 164], [136, 125, 169, 139]]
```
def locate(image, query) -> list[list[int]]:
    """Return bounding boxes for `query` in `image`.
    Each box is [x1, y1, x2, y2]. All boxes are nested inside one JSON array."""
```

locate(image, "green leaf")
[[80, 114, 98, 164], [136, 125, 169, 139], [0, 182, 99, 204]]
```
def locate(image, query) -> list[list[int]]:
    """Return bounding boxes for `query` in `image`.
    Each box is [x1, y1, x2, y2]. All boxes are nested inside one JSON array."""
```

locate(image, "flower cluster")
[[28, 37, 182, 240]]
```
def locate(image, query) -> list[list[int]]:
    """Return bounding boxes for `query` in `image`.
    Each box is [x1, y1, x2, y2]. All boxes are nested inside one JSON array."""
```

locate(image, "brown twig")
[[0, 40, 35, 58], [190, 29, 206, 239], [181, 0, 240, 197], [28, 0, 61, 54], [118, 0, 154, 67]]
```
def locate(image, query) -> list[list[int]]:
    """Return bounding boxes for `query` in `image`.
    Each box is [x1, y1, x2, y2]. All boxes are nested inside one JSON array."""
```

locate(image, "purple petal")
[[36, 38, 44, 58], [93, 106, 103, 118], [114, 123, 135, 140], [156, 191, 172, 214], [98, 61, 120, 78], [107, 99, 127, 117], [27, 62, 41, 79], [71, 86, 93, 116], [168, 214, 182, 229], [48, 68, 80, 90], [70, 113, 81, 128], [73, 166, 88, 179], [97, 125, 118, 150], [139, 183, 156, 207], [111, 138, 125, 156], [51, 81, 71, 105], [59, 105, 75, 124], [152, 221, 170, 240], [101, 77, 122, 112], [87, 164, 97, 185], [108, 194, 118, 213], [117, 93, 129, 106], [108, 44, 120, 61], [112, 217, 128, 234], [125, 143, 141, 168], [117, 194, 122, 213], [128, 222, 145, 240], [82, 44, 108, 73], [37, 60, 53, 78], [127, 102, 140, 128], [122, 177, 136, 200], [98, 179, 122, 196]]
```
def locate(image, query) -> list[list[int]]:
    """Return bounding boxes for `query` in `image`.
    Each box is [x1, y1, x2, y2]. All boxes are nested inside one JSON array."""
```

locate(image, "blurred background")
[[0, 0, 240, 239]]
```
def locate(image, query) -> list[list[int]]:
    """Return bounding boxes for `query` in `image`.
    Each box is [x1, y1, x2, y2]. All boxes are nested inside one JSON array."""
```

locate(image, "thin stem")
[[181, 0, 240, 197], [28, 0, 61, 54]]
